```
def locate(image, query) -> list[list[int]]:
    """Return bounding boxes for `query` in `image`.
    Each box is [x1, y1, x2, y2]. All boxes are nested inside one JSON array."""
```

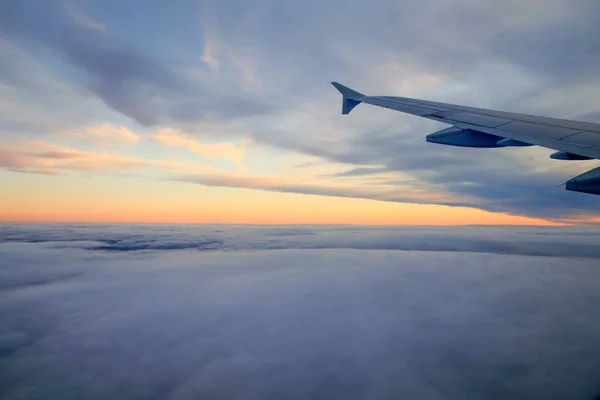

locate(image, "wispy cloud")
[[229, 52, 262, 91], [175, 169, 473, 207], [0, 82, 16, 92], [60, 0, 105, 31], [0, 141, 214, 175], [151, 128, 246, 168], [199, 33, 262, 91], [60, 124, 140, 146], [200, 38, 220, 71]]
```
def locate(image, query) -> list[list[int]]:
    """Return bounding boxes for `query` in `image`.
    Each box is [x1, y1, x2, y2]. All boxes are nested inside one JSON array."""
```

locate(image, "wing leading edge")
[[331, 82, 600, 196]]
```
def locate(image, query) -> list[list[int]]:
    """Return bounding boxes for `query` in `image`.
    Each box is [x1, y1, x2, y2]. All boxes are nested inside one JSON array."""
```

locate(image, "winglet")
[[331, 82, 365, 114]]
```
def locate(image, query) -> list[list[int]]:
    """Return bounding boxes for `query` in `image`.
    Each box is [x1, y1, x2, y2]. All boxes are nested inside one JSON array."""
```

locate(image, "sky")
[[0, 0, 599, 224], [2, 224, 600, 399]]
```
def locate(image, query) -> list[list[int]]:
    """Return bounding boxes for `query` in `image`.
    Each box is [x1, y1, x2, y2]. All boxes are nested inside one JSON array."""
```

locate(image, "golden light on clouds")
[[0, 140, 215, 175], [60, 124, 140, 146], [0, 138, 574, 226], [152, 128, 245, 167]]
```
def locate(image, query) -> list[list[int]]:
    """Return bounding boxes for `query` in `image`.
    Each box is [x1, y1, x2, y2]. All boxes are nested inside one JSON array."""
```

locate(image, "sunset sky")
[[1, 0, 599, 225]]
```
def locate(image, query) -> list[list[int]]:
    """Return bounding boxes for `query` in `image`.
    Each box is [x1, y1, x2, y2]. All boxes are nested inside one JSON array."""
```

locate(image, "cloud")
[[0, 0, 273, 126], [228, 53, 262, 91], [248, 111, 600, 221], [198, 31, 262, 91], [60, 0, 105, 32], [200, 38, 220, 71], [152, 128, 245, 167], [1, 224, 600, 399], [2, 224, 600, 257], [60, 124, 140, 146], [489, 2, 600, 84], [0, 141, 214, 175], [0, 83, 15, 92], [175, 169, 473, 207], [170, 123, 600, 221], [0, 0, 599, 221]]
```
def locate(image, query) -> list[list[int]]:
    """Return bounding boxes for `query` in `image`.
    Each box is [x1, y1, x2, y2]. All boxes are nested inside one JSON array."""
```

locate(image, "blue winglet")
[[331, 82, 365, 114]]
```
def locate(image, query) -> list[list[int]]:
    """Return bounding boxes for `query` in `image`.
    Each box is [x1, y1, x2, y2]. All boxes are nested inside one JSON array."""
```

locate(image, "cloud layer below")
[[2, 223, 600, 257], [1, 224, 600, 399]]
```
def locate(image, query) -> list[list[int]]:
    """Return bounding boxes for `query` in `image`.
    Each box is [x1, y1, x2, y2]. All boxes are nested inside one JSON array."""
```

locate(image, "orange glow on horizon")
[[1, 210, 561, 226], [0, 178, 562, 226]]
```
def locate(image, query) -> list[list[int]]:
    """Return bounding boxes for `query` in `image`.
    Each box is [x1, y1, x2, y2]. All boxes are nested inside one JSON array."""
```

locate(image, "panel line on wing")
[[562, 132, 600, 147], [374, 96, 600, 133], [364, 97, 441, 116], [440, 112, 512, 128]]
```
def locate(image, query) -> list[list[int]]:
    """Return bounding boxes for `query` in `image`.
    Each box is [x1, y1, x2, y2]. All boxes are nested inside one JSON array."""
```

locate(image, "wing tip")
[[331, 82, 365, 115], [330, 82, 364, 100]]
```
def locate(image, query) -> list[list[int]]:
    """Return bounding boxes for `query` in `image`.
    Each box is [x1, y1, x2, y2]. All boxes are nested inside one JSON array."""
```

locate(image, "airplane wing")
[[331, 82, 600, 195]]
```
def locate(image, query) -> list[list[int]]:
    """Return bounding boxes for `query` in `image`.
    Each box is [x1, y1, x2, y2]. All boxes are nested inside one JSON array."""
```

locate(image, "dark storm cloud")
[[1, 224, 600, 399]]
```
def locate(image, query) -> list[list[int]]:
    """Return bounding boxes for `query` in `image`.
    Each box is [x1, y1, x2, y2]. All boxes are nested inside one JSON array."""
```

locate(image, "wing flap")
[[562, 132, 600, 147], [498, 121, 581, 139]]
